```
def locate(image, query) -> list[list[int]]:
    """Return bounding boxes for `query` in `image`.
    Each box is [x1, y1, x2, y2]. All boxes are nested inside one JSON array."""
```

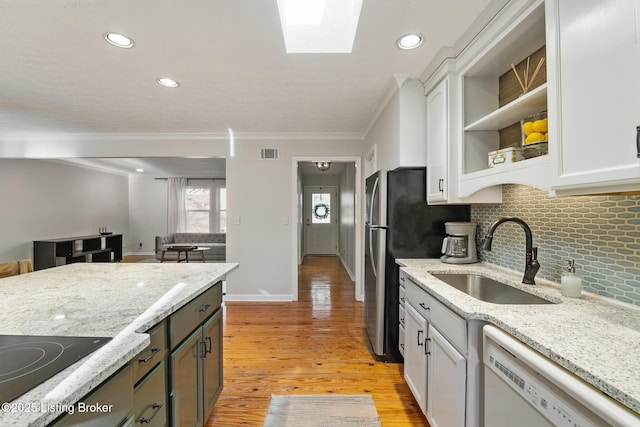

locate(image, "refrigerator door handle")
[[369, 176, 379, 227], [368, 227, 378, 278]]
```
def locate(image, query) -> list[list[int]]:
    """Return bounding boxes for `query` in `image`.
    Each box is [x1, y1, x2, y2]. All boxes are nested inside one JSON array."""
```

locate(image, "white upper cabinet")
[[454, 0, 550, 198], [546, 0, 640, 195], [426, 77, 450, 203], [424, 62, 501, 204]]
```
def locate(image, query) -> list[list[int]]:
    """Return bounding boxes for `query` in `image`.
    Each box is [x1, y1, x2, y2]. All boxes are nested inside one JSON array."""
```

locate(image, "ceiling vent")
[[260, 148, 279, 160]]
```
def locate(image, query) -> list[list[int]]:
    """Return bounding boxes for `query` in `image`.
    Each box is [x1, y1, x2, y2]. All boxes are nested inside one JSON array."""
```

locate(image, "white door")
[[404, 302, 428, 414], [304, 186, 338, 255], [427, 324, 466, 427]]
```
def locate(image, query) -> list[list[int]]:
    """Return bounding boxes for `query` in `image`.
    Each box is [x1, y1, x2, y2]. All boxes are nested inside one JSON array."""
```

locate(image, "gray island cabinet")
[[0, 262, 237, 427], [168, 283, 223, 426], [52, 281, 226, 427]]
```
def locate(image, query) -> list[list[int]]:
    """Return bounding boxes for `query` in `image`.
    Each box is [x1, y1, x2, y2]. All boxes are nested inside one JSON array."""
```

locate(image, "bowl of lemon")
[[521, 112, 548, 158]]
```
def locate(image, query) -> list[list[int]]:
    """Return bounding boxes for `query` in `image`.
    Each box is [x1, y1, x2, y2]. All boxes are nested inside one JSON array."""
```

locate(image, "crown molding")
[[0, 131, 364, 143]]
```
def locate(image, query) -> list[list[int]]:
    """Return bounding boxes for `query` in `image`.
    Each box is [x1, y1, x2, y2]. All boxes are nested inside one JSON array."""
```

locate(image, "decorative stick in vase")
[[527, 57, 545, 91], [511, 56, 546, 94], [511, 63, 527, 92]]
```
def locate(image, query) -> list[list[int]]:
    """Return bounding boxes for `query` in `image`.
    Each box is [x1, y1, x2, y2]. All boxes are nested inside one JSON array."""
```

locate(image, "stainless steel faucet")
[[480, 217, 540, 285]]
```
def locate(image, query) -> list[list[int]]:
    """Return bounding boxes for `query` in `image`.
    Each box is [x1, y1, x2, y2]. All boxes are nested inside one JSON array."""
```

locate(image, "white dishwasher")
[[483, 325, 640, 427]]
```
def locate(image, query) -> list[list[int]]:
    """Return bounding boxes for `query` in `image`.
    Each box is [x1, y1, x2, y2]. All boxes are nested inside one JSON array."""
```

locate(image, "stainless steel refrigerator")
[[364, 167, 470, 362]]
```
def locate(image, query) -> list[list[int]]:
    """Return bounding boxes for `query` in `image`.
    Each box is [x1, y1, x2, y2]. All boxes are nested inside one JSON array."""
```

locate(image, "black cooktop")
[[0, 335, 111, 404]]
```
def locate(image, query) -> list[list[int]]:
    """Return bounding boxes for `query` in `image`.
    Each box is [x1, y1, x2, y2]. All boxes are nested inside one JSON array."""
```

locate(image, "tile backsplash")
[[471, 185, 640, 307]]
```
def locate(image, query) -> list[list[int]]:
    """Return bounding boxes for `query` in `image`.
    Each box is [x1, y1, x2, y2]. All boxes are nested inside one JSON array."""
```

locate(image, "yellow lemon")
[[523, 121, 534, 136], [525, 132, 545, 144], [532, 119, 548, 133], [544, 132, 548, 140]]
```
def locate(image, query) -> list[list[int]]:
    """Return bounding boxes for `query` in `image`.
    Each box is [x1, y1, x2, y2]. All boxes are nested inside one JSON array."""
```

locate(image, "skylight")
[[276, 0, 363, 53]]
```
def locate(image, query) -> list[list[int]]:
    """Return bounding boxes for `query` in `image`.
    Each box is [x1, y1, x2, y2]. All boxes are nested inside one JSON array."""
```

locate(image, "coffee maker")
[[440, 222, 478, 264]]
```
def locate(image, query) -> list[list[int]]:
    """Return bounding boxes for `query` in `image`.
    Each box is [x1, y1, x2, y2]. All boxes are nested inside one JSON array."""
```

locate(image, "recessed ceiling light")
[[396, 33, 423, 50], [157, 77, 180, 88], [136, 168, 144, 173], [104, 32, 134, 48]]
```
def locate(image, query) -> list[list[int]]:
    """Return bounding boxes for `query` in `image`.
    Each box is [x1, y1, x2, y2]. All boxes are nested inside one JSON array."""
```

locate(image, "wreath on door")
[[313, 203, 330, 220]]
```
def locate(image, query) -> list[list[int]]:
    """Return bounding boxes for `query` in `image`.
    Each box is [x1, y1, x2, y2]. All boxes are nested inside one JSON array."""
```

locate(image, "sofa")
[[155, 233, 226, 261]]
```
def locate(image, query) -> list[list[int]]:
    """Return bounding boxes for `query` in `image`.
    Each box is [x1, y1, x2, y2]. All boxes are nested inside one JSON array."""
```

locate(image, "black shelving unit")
[[33, 234, 123, 271]]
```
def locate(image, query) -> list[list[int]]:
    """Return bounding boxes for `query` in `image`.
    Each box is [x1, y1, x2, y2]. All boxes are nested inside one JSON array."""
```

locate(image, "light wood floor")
[[206, 256, 429, 426]]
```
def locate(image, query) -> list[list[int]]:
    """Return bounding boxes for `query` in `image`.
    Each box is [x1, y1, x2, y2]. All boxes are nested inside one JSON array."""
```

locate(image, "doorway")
[[291, 156, 363, 303], [303, 186, 338, 255]]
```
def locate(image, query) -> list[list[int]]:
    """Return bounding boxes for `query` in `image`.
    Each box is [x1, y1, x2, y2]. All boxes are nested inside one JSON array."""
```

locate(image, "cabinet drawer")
[[399, 270, 408, 289], [134, 362, 167, 427], [51, 364, 133, 427], [133, 321, 167, 384], [169, 282, 222, 349], [399, 304, 406, 328], [405, 276, 467, 354], [398, 323, 405, 357], [399, 285, 406, 308]]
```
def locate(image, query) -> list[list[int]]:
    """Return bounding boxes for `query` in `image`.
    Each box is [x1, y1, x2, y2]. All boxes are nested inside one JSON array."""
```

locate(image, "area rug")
[[263, 394, 382, 427]]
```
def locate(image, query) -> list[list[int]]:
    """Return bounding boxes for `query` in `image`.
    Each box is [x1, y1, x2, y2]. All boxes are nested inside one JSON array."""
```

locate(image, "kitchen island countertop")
[[0, 262, 238, 427], [397, 258, 640, 417]]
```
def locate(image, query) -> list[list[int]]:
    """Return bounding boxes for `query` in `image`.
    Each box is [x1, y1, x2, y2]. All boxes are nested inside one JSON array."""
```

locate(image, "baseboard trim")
[[224, 294, 295, 302], [124, 251, 155, 256], [338, 254, 356, 281]]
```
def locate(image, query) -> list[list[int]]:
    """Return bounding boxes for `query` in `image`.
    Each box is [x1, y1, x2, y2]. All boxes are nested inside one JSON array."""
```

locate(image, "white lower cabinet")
[[404, 302, 428, 413], [398, 277, 406, 357], [403, 274, 469, 426], [427, 325, 466, 427]]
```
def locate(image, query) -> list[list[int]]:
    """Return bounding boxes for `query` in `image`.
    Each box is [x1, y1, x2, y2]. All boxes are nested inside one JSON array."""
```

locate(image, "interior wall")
[[339, 163, 357, 279], [128, 177, 167, 255], [363, 78, 427, 173], [365, 90, 400, 172], [226, 138, 365, 301], [0, 159, 129, 262]]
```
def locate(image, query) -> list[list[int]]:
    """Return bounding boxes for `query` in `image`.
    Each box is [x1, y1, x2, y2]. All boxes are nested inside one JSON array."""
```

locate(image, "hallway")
[[207, 256, 428, 426]]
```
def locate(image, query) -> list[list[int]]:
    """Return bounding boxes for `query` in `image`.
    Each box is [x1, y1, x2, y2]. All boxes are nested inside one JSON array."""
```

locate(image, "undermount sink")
[[432, 273, 554, 305]]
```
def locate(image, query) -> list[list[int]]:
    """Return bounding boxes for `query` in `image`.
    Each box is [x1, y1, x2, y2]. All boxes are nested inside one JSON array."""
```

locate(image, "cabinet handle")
[[419, 302, 430, 311], [400, 297, 405, 303], [425, 337, 431, 355], [438, 178, 444, 192], [636, 126, 640, 158], [417, 330, 424, 346], [198, 303, 212, 313], [139, 403, 163, 424], [138, 347, 160, 364], [200, 336, 213, 358], [400, 343, 404, 351]]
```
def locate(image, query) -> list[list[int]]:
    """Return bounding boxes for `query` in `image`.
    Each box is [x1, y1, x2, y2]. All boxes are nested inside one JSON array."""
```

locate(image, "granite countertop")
[[397, 259, 640, 416], [0, 262, 238, 427]]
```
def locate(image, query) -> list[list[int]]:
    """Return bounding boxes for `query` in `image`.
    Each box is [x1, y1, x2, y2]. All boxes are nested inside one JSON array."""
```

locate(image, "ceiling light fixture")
[[136, 168, 144, 173], [157, 77, 180, 88], [104, 32, 135, 49], [316, 161, 331, 172], [396, 33, 423, 50]]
